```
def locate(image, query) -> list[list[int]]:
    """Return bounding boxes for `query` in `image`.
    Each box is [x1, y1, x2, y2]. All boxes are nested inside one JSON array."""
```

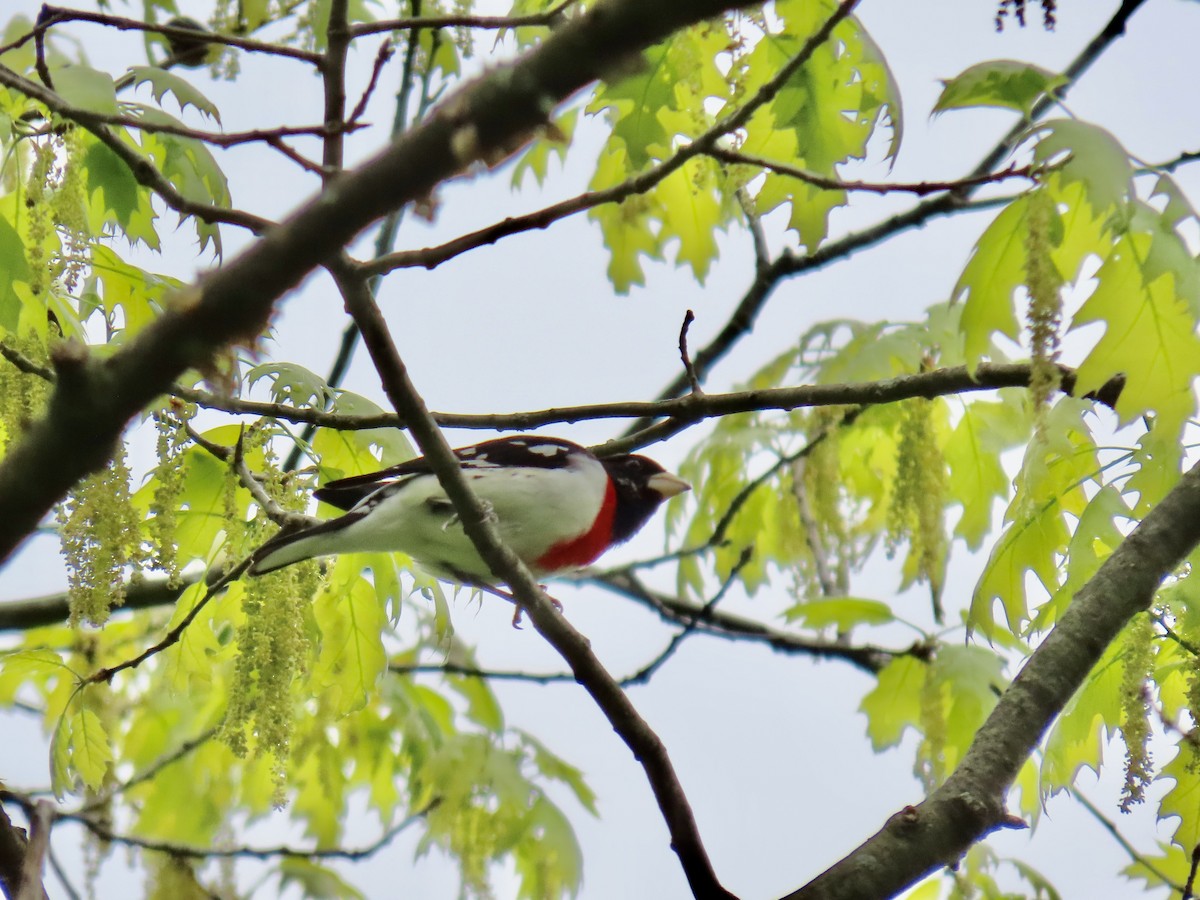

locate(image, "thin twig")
[[709, 147, 1041, 196], [348, 39, 396, 127], [1, 792, 434, 863], [334, 259, 735, 899], [22, 7, 323, 64], [678, 310, 703, 396], [1071, 788, 1185, 896], [349, 0, 579, 37], [45, 845, 80, 900], [622, 547, 752, 687], [86, 557, 252, 686]]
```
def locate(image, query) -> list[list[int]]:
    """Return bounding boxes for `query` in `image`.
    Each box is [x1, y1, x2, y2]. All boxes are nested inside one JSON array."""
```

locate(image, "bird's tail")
[[248, 514, 362, 575]]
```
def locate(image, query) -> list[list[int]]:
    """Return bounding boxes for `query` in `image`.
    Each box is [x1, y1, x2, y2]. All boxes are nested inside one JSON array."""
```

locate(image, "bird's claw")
[[510, 588, 563, 629]]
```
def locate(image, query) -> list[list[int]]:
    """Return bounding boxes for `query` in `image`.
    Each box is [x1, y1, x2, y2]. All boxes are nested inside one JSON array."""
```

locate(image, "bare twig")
[[1187, 843, 1200, 900], [24, 7, 323, 64], [349, 0, 580, 37], [348, 39, 396, 127], [709, 148, 1041, 196], [678, 310, 703, 396], [86, 558, 252, 686], [1071, 789, 1184, 896], [622, 547, 752, 687], [45, 846, 80, 900], [1, 792, 433, 863]]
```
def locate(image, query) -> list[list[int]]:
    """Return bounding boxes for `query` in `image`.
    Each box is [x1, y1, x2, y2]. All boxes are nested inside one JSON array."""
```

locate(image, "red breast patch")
[[534, 478, 617, 573]]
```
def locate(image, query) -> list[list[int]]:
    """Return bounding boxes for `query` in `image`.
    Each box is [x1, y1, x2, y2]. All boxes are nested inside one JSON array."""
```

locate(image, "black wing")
[[312, 435, 588, 511]]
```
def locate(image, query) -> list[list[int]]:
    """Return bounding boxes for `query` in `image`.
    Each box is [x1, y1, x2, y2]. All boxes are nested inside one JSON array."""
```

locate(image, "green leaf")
[[1071, 230, 1200, 435], [654, 157, 721, 282], [49, 713, 72, 799], [81, 137, 160, 248], [49, 64, 119, 115], [934, 60, 1066, 117], [519, 731, 598, 817], [69, 708, 113, 791], [313, 563, 388, 717], [248, 361, 333, 408], [860, 655, 925, 750], [955, 194, 1029, 368], [929, 645, 1005, 771], [1029, 119, 1133, 215], [448, 675, 504, 733], [943, 395, 1030, 549], [970, 401, 1097, 638], [126, 66, 221, 121], [0, 211, 30, 333], [1040, 638, 1125, 792], [279, 858, 365, 900], [783, 597, 894, 629]]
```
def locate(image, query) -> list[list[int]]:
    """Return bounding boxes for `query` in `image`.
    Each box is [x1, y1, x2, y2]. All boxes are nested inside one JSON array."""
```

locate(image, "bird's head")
[[600, 453, 690, 545]]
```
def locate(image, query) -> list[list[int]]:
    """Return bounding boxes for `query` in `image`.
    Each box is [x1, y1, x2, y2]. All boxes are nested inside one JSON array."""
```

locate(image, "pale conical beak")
[[647, 471, 691, 499]]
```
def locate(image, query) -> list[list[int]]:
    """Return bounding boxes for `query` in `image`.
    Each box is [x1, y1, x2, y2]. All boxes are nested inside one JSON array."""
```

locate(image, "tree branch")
[[708, 148, 1042, 196], [167, 363, 1122, 437], [0, 0, 768, 567], [23, 8, 323, 65], [785, 457, 1200, 899], [334, 264, 736, 899], [0, 805, 29, 900], [0, 792, 431, 863], [362, 0, 861, 277], [349, 0, 580, 38], [634, 0, 1151, 424], [0, 68, 270, 233]]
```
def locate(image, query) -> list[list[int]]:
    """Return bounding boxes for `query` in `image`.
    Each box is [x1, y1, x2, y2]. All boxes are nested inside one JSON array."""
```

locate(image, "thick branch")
[[786, 458, 1200, 899], [0, 0, 764, 567], [335, 266, 735, 899]]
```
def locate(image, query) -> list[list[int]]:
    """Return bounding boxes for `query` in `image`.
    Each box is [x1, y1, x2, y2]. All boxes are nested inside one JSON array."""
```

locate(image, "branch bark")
[[784, 459, 1200, 899], [334, 265, 736, 899]]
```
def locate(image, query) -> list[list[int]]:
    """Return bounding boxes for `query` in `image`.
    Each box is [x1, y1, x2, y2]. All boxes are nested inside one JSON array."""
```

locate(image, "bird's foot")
[[511, 587, 562, 629]]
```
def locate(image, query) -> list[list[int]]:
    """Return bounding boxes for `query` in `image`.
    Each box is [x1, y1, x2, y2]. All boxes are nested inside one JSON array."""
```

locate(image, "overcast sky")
[[3, 1, 1200, 898]]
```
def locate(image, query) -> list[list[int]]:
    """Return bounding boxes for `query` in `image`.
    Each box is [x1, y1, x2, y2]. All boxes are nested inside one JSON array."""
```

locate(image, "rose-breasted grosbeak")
[[248, 436, 690, 584]]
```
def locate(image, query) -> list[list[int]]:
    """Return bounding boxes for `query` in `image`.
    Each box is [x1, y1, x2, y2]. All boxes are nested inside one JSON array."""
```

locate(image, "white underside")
[[262, 454, 609, 582]]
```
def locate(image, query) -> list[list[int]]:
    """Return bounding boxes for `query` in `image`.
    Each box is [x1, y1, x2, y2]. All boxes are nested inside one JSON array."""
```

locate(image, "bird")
[[248, 436, 690, 594]]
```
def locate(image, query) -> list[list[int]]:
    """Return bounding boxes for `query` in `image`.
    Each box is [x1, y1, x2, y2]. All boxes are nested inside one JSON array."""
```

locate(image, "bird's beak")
[[648, 471, 691, 499]]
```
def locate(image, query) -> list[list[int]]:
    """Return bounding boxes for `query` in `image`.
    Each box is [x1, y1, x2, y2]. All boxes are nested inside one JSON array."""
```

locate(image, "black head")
[[600, 454, 690, 545]]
